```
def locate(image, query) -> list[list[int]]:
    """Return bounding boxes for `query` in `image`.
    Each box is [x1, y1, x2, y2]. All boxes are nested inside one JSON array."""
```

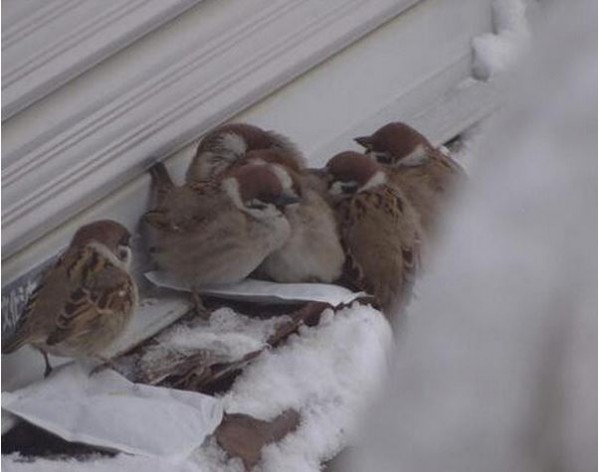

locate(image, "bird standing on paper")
[[243, 149, 345, 284], [185, 122, 344, 284], [143, 162, 299, 313], [2, 220, 138, 377]]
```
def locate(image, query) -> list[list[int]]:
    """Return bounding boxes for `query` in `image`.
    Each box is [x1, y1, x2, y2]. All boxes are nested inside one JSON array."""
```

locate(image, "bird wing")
[[45, 245, 135, 347], [385, 185, 423, 276], [143, 182, 222, 232], [339, 186, 422, 311]]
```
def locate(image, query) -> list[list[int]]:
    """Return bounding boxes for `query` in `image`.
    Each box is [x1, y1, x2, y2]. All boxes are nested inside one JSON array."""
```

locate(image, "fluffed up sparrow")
[[2, 220, 138, 377], [243, 149, 345, 284], [325, 151, 423, 318], [143, 162, 299, 311], [355, 122, 465, 239]]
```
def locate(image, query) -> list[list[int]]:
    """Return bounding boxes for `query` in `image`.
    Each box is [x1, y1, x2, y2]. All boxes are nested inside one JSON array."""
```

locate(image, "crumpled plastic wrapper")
[[2, 363, 223, 460], [145, 271, 367, 306]]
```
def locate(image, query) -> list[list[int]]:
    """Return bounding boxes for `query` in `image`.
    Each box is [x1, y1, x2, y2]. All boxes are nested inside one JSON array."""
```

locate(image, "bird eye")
[[376, 153, 392, 165], [329, 180, 359, 196], [117, 245, 131, 264], [247, 199, 268, 210]]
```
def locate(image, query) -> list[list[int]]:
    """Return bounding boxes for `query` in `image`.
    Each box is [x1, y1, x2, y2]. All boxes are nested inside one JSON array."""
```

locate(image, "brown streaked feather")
[[387, 150, 465, 236], [336, 185, 422, 314], [355, 122, 466, 240], [188, 123, 305, 183], [46, 245, 135, 347], [144, 179, 222, 234]]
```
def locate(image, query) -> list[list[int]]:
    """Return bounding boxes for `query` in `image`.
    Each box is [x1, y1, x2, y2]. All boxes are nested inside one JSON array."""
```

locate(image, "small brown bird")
[[354, 122, 465, 239], [325, 151, 423, 317], [186, 123, 306, 183], [2, 220, 138, 377], [144, 162, 298, 308], [244, 150, 345, 283]]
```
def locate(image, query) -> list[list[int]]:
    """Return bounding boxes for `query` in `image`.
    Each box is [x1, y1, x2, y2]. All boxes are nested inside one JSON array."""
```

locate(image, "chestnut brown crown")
[[70, 220, 131, 254], [354, 122, 432, 164], [326, 151, 382, 187]]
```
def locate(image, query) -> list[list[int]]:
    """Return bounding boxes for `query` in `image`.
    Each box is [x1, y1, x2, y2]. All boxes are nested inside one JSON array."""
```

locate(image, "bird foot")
[[192, 292, 211, 320], [39, 350, 53, 378], [89, 357, 118, 377]]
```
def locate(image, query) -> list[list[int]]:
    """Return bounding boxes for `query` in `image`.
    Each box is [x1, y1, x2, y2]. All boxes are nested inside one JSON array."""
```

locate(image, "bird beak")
[[354, 136, 372, 149], [274, 193, 300, 210]]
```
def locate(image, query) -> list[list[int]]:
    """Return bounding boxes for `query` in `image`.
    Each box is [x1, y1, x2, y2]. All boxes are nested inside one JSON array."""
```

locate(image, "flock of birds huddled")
[[2, 121, 465, 377]]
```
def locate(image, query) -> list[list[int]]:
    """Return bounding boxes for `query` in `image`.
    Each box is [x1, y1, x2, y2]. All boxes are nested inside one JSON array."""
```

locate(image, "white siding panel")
[[3, 0, 496, 289], [1, 0, 205, 119], [2, 0, 420, 260]]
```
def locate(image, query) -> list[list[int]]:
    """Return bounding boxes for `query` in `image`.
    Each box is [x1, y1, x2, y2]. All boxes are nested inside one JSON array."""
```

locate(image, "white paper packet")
[[145, 271, 368, 306], [2, 363, 223, 460]]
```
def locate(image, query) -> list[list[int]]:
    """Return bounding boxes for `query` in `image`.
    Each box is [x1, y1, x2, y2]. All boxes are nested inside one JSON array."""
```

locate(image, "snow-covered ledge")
[[1, 0, 205, 120], [2, 0, 421, 260]]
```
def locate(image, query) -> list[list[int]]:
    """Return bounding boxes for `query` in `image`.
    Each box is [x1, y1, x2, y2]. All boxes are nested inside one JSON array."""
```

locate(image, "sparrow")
[[2, 220, 138, 377], [143, 162, 299, 310], [325, 151, 423, 317], [244, 150, 345, 283], [186, 122, 306, 183], [354, 122, 465, 239]]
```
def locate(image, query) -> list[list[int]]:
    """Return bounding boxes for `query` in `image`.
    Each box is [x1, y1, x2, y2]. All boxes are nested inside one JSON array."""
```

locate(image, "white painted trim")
[[2, 0, 421, 259], [1, 0, 205, 119]]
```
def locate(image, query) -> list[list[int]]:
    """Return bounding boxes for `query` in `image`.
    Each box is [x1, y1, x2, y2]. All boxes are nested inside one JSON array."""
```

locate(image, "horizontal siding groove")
[[2, 0, 80, 48], [1, 0, 205, 119], [2, 1, 303, 186], [3, 0, 149, 87], [2, 0, 420, 259]]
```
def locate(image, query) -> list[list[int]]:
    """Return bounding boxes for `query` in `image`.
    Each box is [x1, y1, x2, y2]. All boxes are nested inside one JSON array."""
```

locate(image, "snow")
[[142, 307, 288, 366], [220, 305, 392, 472], [3, 303, 392, 472], [343, 1, 596, 471], [449, 122, 488, 173], [2, 453, 202, 472], [472, 0, 530, 80]]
